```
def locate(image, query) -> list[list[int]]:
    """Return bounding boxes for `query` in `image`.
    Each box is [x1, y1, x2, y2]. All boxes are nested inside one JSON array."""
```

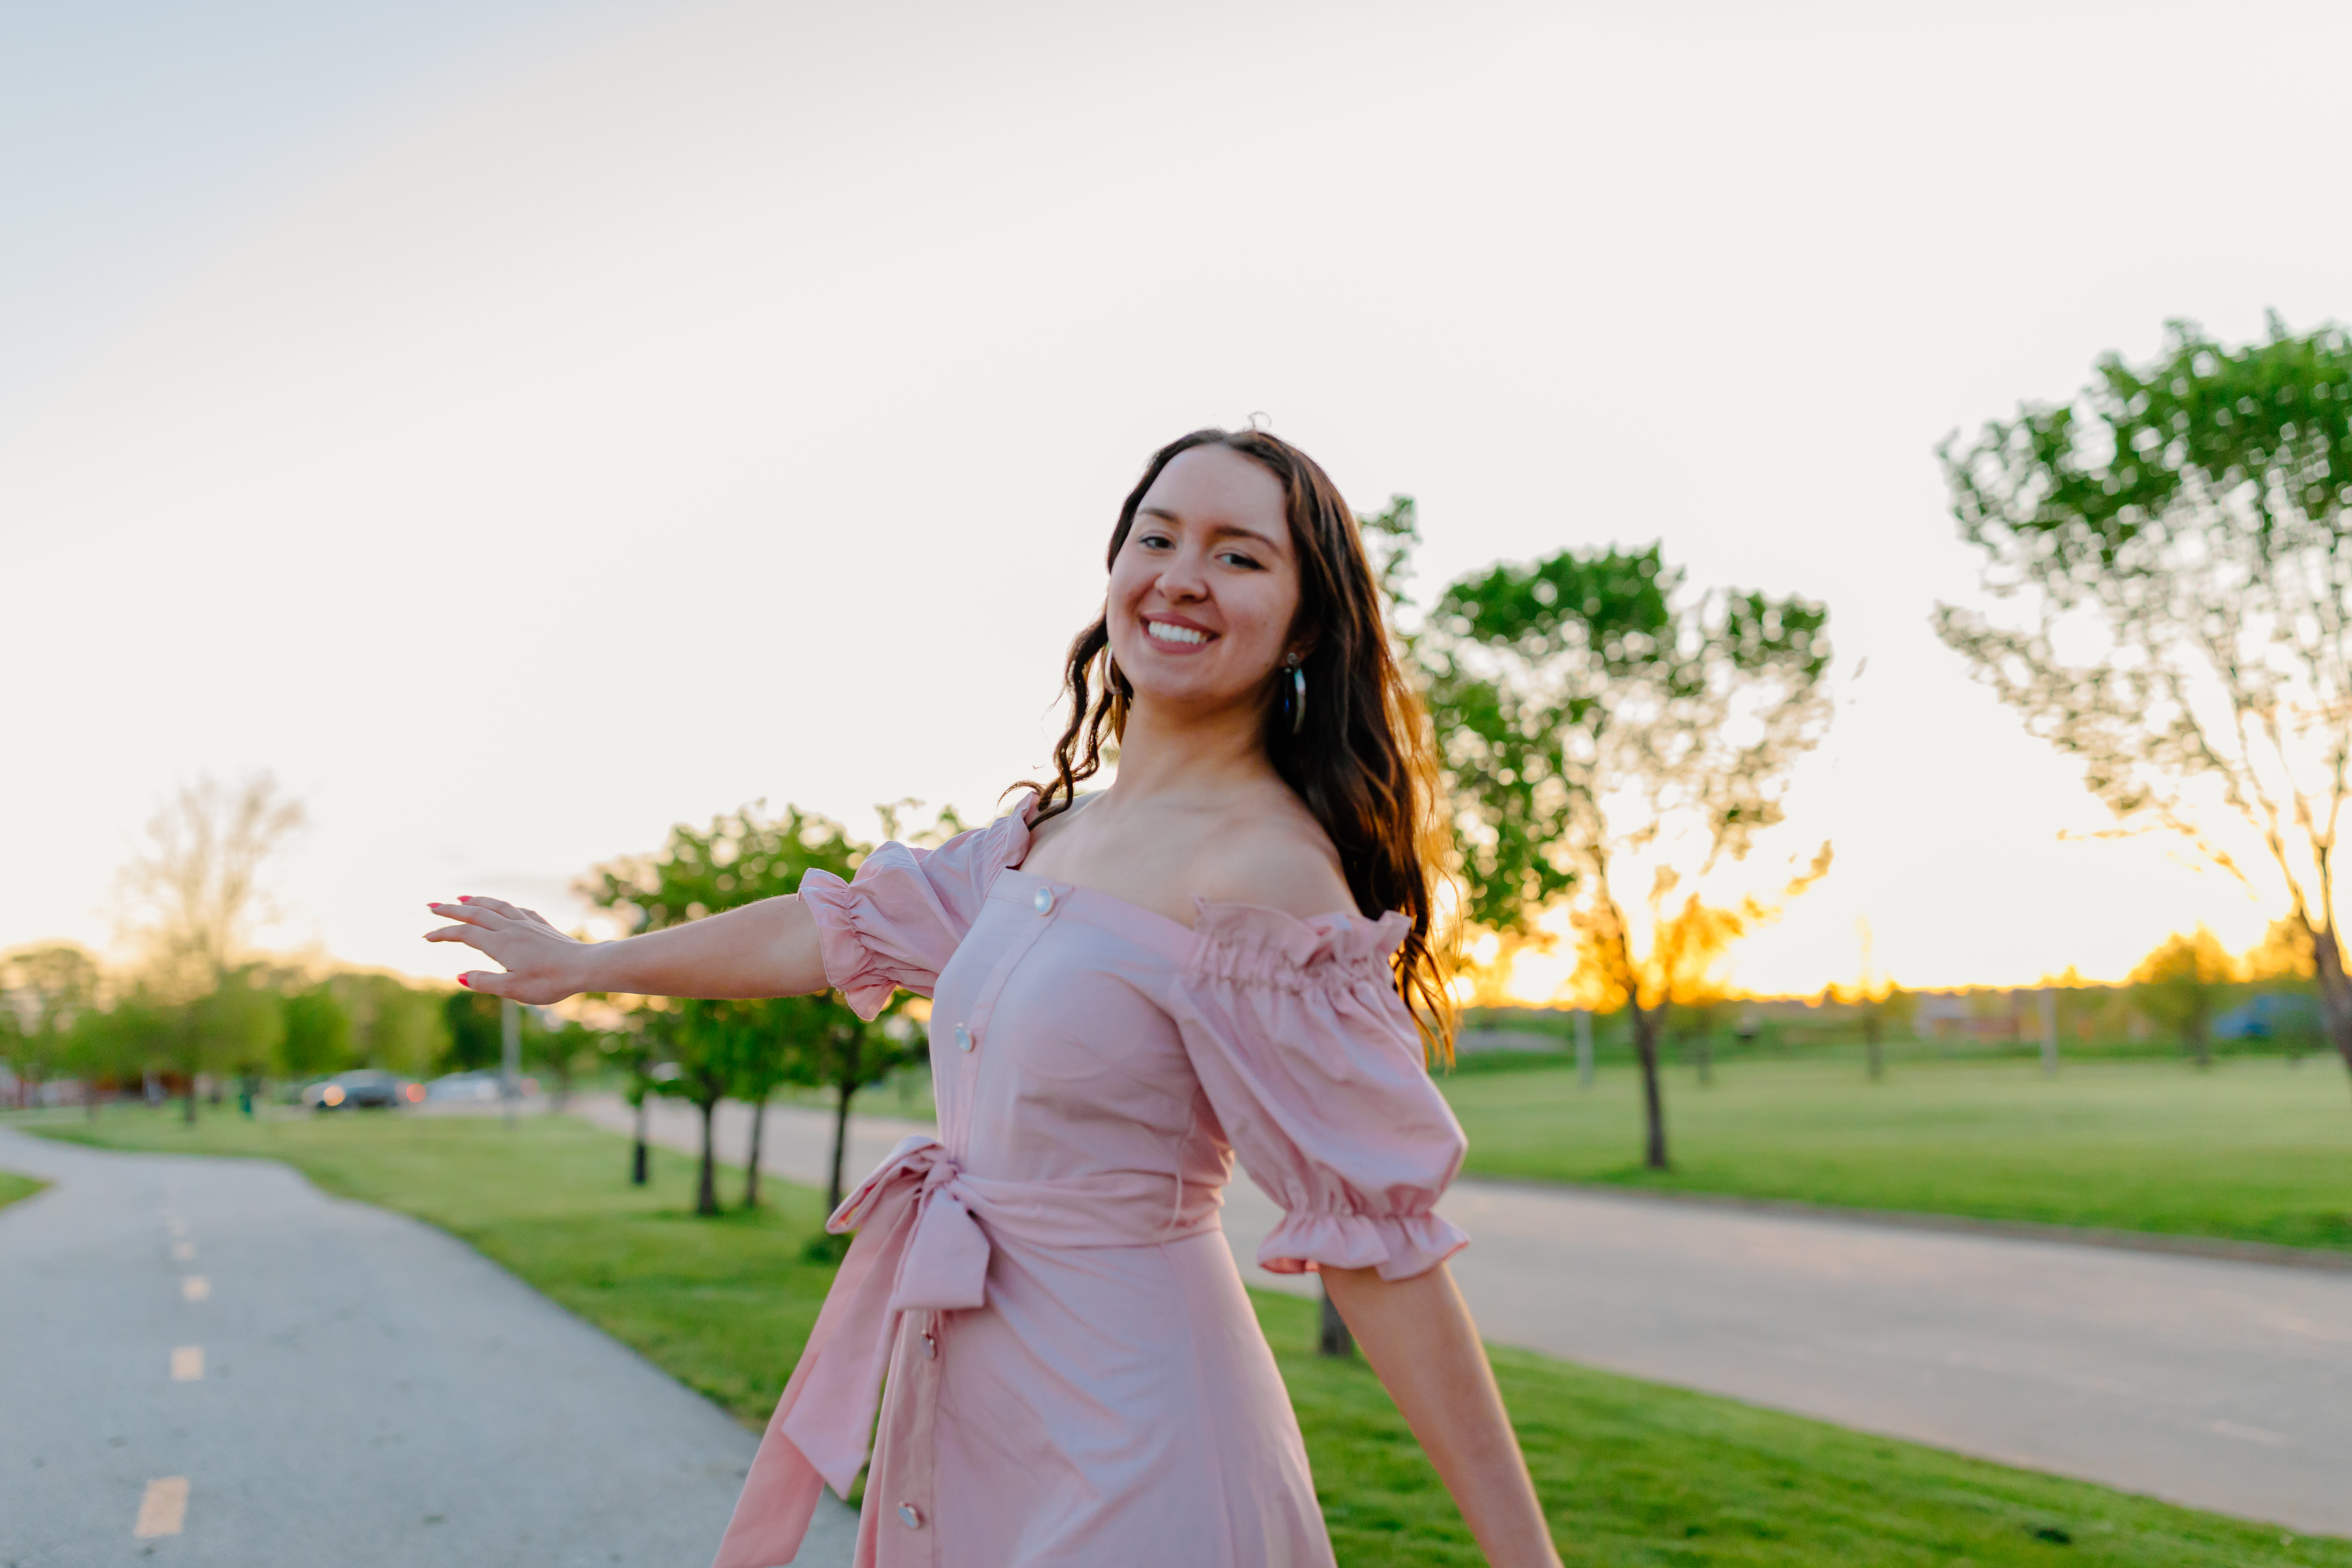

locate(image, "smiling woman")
[[422, 429, 1558, 1568]]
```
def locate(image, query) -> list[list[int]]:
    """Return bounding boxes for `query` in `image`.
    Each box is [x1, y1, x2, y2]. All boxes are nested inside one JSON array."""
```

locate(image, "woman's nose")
[[1157, 550, 1211, 599]]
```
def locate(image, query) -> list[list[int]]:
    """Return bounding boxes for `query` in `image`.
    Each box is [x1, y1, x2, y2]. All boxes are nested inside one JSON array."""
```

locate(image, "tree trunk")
[[631, 1095, 649, 1186], [2309, 916, 2352, 1093], [828, 1079, 855, 1215], [1317, 1281, 1354, 1358], [695, 1097, 720, 1217], [1631, 1001, 1669, 1169], [744, 1096, 767, 1209], [1864, 1010, 1885, 1081]]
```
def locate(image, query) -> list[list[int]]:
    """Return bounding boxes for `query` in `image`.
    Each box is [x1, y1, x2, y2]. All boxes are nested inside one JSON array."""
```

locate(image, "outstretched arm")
[[423, 894, 829, 1004], [1322, 1262, 1560, 1568]]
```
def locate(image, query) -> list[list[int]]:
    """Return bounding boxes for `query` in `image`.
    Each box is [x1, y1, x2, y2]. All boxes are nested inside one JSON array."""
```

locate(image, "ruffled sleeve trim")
[[796, 805, 1035, 1020], [796, 869, 901, 1020], [1183, 902, 1410, 990], [1258, 1208, 1470, 1282]]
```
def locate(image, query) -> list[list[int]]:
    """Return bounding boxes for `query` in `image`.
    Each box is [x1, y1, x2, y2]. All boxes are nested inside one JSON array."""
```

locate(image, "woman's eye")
[[1218, 551, 1262, 570], [1138, 533, 1173, 550]]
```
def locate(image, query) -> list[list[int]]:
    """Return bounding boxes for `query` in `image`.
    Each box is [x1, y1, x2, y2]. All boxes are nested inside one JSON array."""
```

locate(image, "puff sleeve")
[[1172, 904, 1469, 1281], [796, 807, 1031, 1020]]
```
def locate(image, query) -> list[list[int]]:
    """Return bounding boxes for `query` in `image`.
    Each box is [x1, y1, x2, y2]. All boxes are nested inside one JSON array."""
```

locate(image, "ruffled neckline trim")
[[1186, 901, 1410, 965]]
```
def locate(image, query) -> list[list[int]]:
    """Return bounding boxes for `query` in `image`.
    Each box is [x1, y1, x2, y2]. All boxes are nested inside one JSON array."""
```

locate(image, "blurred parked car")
[[424, 1070, 541, 1103], [426, 1070, 499, 1102], [301, 1070, 422, 1110]]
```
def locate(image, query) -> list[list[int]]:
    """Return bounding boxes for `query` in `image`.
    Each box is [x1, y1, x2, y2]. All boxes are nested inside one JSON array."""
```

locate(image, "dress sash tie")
[[711, 1135, 989, 1568]]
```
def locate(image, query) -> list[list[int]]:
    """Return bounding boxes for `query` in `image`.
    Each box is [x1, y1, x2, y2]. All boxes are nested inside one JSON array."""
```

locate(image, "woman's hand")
[[425, 897, 596, 1004]]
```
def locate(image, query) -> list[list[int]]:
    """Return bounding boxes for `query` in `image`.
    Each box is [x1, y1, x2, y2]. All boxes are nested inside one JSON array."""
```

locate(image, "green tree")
[[589, 999, 660, 1184], [1, 945, 102, 1104], [69, 989, 178, 1110], [524, 1011, 598, 1109], [280, 985, 354, 1079], [1935, 316, 2352, 1092], [584, 803, 928, 1215], [641, 999, 742, 1217], [194, 964, 286, 1089], [442, 989, 505, 1072], [2130, 928, 2236, 1068], [1420, 543, 1832, 1169]]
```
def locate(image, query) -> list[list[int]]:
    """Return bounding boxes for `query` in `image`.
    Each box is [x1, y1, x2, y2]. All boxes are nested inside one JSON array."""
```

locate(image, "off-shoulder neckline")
[[994, 793, 1405, 955]]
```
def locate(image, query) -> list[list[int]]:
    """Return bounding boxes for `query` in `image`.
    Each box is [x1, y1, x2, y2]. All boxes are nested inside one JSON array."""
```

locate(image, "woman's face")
[[1106, 445, 1303, 721]]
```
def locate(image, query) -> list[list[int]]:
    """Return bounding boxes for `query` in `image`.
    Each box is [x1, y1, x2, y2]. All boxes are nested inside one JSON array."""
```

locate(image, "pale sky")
[[6, 0, 2349, 997]]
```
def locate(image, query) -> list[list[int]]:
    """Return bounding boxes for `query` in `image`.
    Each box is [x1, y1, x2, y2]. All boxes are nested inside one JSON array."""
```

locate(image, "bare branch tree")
[[1935, 316, 2352, 1091], [114, 774, 305, 1119]]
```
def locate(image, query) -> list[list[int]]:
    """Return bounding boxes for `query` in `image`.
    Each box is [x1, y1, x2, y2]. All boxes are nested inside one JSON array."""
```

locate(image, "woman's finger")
[[425, 900, 506, 931], [456, 969, 511, 998], [422, 924, 497, 948], [459, 895, 531, 922]]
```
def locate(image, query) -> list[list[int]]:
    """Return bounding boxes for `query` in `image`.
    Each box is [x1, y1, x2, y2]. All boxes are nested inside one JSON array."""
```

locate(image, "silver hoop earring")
[[1287, 659, 1306, 736]]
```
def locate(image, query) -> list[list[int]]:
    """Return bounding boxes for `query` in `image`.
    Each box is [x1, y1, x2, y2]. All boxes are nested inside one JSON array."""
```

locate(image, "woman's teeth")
[[1146, 621, 1209, 645]]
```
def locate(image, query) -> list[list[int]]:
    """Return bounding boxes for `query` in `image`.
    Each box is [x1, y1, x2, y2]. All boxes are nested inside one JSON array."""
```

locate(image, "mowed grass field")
[[14, 1106, 2348, 1566], [0, 1168, 44, 1210], [1444, 1055, 2352, 1252]]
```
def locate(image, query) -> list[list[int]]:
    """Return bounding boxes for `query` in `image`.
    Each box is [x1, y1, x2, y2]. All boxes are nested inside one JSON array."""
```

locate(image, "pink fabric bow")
[[711, 1135, 991, 1568]]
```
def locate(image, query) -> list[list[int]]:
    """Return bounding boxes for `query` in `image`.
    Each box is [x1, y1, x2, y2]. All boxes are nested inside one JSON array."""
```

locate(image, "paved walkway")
[[0, 1125, 857, 1568], [583, 1094, 2352, 1539]]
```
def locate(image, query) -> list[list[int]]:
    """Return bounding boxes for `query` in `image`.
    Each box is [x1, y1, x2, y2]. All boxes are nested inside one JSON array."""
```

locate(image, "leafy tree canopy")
[[1409, 535, 1832, 1169], [1935, 315, 2352, 1078]]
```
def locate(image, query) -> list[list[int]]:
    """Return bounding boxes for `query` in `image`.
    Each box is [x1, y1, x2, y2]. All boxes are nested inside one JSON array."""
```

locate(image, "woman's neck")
[[1107, 694, 1277, 803]]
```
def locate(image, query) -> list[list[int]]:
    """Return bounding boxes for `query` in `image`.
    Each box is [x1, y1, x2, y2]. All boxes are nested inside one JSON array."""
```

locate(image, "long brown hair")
[[1018, 428, 1455, 1058]]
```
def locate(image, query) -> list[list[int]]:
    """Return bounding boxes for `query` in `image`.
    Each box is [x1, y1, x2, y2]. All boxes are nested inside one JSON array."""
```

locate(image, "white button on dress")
[[953, 1023, 972, 1052], [1034, 885, 1055, 915], [898, 1503, 923, 1530]]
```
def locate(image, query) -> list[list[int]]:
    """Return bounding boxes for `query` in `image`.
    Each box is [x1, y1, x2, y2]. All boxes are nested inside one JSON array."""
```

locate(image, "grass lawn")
[[13, 1106, 2346, 1565], [0, 1169, 44, 1211], [1444, 1055, 2352, 1253]]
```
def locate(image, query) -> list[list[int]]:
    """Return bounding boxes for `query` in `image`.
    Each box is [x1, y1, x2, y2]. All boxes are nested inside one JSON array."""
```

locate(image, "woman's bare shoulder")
[[1185, 794, 1356, 922]]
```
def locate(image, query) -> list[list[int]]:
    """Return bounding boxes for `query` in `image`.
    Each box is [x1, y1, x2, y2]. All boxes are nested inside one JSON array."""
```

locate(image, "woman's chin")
[[1126, 681, 1264, 721]]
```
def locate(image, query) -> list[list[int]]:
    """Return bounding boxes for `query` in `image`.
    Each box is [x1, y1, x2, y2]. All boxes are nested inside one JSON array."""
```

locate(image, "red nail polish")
[[457, 975, 471, 989], [459, 895, 473, 903]]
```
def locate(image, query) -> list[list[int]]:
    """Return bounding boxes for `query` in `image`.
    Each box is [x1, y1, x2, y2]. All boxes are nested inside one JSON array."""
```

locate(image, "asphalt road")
[[585, 1094, 2352, 1540], [0, 1125, 857, 1568]]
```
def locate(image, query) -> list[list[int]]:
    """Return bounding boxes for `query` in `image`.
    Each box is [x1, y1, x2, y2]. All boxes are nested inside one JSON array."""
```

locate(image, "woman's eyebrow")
[[1137, 506, 1285, 553], [1206, 521, 1285, 552]]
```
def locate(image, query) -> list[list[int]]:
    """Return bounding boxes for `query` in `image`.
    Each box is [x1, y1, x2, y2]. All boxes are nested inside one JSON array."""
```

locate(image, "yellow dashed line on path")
[[134, 1477, 189, 1537], [171, 1346, 204, 1381], [181, 1276, 209, 1303]]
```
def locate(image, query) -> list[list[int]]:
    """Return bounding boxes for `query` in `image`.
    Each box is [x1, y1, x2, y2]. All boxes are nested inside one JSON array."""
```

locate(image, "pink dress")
[[713, 797, 1469, 1568]]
